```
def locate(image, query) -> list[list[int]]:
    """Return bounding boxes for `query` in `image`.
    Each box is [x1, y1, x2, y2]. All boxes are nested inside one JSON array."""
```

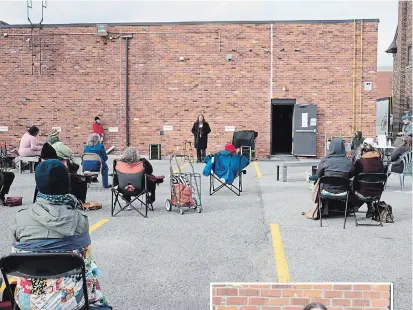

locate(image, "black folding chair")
[[209, 154, 247, 196], [317, 176, 351, 228], [0, 253, 89, 310], [352, 173, 388, 227], [111, 160, 152, 218]]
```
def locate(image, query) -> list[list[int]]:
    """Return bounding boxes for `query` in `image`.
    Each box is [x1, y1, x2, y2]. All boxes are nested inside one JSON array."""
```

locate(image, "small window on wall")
[[408, 45, 412, 66]]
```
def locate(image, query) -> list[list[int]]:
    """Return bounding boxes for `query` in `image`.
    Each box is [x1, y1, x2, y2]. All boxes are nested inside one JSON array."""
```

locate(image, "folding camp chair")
[[209, 154, 247, 196], [352, 173, 388, 227], [0, 252, 89, 310], [317, 176, 351, 228], [111, 160, 152, 218], [81, 153, 101, 185]]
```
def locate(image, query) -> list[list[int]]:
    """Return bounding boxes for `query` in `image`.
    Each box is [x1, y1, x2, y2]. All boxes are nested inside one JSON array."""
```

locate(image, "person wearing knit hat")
[[11, 159, 111, 310], [224, 144, 237, 154], [46, 129, 79, 173], [398, 114, 412, 137]]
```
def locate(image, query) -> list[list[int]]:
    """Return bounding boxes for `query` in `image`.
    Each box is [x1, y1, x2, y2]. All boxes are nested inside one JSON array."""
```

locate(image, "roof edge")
[[0, 18, 380, 29]]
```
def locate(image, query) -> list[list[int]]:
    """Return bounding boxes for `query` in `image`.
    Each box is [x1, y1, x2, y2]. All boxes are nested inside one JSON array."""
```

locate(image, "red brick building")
[[386, 0, 412, 134], [0, 19, 379, 158], [376, 68, 393, 99]]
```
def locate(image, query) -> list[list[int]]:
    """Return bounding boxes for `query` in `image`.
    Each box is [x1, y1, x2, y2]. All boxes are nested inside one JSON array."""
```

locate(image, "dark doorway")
[[271, 99, 295, 155]]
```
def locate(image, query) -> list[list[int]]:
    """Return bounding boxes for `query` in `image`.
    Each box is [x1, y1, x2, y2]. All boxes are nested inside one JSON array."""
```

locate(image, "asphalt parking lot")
[[0, 158, 411, 309]]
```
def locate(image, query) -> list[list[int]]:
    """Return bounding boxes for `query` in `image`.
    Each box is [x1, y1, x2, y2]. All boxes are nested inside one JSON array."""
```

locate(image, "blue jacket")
[[203, 150, 249, 185], [83, 144, 107, 172]]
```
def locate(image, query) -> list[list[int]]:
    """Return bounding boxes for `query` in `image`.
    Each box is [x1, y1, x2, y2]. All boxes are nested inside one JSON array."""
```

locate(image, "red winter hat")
[[225, 144, 237, 153]]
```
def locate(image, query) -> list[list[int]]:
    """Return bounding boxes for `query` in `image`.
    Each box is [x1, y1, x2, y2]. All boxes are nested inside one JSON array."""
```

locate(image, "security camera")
[[3, 33, 8, 37]]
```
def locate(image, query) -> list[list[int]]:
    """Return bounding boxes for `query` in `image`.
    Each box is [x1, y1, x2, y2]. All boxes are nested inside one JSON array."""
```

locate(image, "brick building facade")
[[0, 19, 378, 158], [211, 283, 391, 310], [376, 68, 393, 99], [386, 1, 412, 134]]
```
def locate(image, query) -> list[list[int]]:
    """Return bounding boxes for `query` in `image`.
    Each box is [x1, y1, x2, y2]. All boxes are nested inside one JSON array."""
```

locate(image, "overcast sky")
[[1, 0, 398, 67]]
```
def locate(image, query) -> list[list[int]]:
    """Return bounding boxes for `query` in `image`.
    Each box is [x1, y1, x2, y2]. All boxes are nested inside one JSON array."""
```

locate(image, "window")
[[408, 45, 412, 66]]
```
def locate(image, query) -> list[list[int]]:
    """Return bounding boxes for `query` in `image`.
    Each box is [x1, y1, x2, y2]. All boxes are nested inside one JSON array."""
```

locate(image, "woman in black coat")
[[191, 115, 211, 163]]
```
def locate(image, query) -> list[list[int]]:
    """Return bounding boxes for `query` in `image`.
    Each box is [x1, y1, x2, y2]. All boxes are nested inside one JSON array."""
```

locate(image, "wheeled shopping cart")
[[165, 155, 202, 215]]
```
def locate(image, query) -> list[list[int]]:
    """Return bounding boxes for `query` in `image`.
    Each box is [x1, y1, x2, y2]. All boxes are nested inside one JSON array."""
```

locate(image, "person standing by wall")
[[92, 116, 105, 143], [191, 115, 211, 163]]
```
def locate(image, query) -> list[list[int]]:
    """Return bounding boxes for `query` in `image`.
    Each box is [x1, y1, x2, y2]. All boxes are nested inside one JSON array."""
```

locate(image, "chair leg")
[[318, 197, 323, 227], [111, 190, 114, 217], [400, 173, 404, 191], [343, 195, 349, 229]]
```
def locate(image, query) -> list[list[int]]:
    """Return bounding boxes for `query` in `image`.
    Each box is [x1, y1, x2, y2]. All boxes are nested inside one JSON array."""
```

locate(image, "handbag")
[[372, 201, 394, 223], [5, 197, 22, 207]]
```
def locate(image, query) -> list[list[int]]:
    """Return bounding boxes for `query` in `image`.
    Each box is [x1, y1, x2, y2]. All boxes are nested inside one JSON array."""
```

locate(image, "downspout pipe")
[[121, 35, 133, 147]]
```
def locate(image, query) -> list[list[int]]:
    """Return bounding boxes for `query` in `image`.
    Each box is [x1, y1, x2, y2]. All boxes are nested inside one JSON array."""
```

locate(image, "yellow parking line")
[[270, 224, 291, 282], [172, 162, 190, 174], [0, 218, 109, 293], [253, 161, 262, 178], [89, 218, 109, 233]]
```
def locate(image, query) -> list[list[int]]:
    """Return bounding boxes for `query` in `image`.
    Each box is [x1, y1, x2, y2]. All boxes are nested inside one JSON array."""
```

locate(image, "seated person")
[[0, 171, 15, 206], [398, 114, 412, 137], [303, 138, 352, 219], [203, 144, 249, 184], [33, 143, 88, 204], [18, 126, 43, 157], [303, 303, 328, 310], [351, 137, 376, 165], [351, 130, 364, 151], [388, 136, 412, 173], [12, 160, 110, 310], [83, 133, 110, 188], [350, 142, 385, 217], [46, 129, 79, 173], [115, 147, 163, 206]]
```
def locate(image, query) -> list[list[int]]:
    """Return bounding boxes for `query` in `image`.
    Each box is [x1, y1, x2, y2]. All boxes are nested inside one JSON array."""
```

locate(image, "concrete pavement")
[[0, 159, 411, 309]]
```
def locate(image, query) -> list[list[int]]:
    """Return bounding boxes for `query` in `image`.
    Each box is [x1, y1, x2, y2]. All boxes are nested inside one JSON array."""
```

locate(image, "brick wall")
[[376, 71, 392, 99], [211, 283, 391, 310], [0, 20, 378, 157], [392, 0, 412, 134]]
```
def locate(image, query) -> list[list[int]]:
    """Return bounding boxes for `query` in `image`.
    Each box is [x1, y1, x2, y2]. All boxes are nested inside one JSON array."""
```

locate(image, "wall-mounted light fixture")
[[179, 56, 186, 62], [226, 54, 233, 61]]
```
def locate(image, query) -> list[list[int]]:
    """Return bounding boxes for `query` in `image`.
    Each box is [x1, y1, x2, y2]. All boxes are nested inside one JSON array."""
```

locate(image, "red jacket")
[[92, 122, 104, 135]]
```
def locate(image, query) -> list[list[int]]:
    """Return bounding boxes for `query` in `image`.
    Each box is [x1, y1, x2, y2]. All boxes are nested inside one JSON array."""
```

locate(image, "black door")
[[271, 99, 295, 155]]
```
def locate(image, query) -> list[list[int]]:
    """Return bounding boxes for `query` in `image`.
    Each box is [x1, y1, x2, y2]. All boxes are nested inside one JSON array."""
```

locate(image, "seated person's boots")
[[366, 203, 375, 218]]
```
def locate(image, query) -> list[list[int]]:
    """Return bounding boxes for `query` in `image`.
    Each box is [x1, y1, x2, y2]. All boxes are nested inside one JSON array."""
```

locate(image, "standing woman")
[[191, 115, 211, 163]]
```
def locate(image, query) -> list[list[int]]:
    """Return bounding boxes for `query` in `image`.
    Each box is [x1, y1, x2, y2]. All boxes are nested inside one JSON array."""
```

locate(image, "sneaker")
[[126, 206, 132, 211]]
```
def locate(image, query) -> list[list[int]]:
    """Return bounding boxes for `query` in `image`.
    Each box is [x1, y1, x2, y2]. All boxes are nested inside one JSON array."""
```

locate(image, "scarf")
[[37, 192, 82, 210]]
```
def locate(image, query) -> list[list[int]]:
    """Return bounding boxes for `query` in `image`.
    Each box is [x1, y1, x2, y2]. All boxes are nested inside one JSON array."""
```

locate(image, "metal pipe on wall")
[[352, 19, 356, 134], [359, 20, 363, 131], [121, 35, 132, 147]]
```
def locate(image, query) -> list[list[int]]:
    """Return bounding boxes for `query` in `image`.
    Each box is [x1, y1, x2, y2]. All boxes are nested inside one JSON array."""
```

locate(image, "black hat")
[[35, 159, 70, 195]]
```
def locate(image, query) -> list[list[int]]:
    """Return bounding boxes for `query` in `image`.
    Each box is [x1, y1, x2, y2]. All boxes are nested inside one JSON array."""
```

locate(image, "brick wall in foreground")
[[211, 283, 390, 310]]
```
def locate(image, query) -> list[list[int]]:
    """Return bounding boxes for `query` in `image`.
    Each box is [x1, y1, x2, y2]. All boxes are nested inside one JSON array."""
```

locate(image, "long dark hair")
[[303, 302, 328, 310], [28, 126, 39, 136], [195, 114, 206, 123]]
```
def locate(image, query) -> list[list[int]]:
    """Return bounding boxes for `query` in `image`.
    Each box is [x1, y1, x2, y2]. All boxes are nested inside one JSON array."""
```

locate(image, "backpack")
[[372, 201, 394, 223]]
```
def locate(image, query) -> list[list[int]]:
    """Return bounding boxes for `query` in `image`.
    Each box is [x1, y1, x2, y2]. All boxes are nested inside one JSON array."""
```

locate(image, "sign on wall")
[[108, 127, 119, 133], [163, 125, 174, 131], [225, 126, 236, 132], [0, 126, 8, 132]]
